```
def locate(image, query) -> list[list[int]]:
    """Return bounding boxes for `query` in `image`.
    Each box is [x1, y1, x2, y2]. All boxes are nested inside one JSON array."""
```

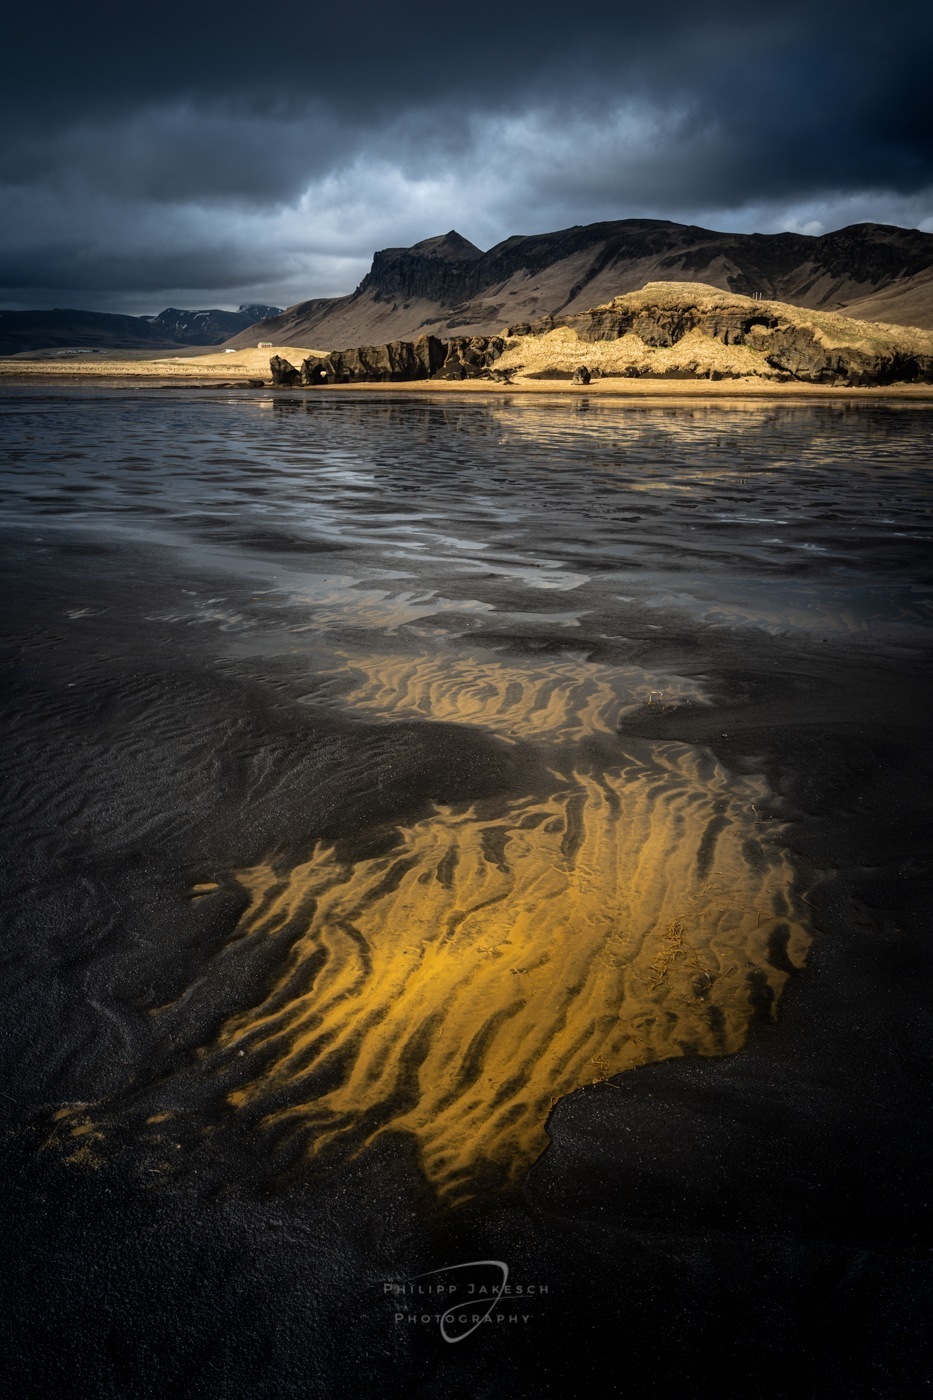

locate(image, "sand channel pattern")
[[199, 653, 809, 1204]]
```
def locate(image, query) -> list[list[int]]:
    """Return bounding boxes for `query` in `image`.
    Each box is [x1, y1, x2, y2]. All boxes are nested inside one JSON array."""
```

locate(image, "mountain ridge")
[[230, 220, 933, 350]]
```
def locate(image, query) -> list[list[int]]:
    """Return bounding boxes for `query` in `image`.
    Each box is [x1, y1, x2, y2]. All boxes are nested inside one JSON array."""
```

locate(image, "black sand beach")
[[1, 387, 931, 1397]]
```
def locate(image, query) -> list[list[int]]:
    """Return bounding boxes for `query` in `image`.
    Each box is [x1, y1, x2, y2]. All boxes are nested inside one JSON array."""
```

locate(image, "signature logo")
[[415, 1260, 508, 1343], [386, 1259, 545, 1343]]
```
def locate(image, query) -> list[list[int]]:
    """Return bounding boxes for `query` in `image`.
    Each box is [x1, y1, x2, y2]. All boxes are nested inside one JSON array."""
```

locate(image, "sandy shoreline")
[[2, 362, 933, 400], [2, 344, 933, 399]]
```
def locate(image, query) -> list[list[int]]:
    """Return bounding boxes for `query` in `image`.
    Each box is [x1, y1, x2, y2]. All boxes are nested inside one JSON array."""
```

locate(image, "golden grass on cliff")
[[491, 282, 933, 384], [591, 282, 933, 356], [495, 326, 775, 380]]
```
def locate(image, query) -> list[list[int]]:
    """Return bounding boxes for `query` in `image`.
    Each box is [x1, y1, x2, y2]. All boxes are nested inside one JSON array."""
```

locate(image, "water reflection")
[[2, 391, 931, 646]]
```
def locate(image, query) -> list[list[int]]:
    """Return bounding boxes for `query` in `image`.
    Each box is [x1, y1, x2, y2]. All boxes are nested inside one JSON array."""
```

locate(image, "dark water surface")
[[1, 388, 932, 1397]]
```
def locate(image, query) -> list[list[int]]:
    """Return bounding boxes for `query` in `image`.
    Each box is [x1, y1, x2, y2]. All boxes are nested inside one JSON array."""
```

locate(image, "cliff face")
[[299, 334, 505, 385], [231, 220, 933, 351], [354, 231, 483, 305]]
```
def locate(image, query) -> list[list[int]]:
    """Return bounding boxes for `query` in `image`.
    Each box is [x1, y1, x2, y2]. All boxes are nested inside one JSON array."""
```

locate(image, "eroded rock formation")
[[510, 291, 933, 386], [433, 336, 506, 380], [741, 323, 931, 386], [298, 334, 504, 385], [269, 355, 301, 386], [301, 334, 445, 384]]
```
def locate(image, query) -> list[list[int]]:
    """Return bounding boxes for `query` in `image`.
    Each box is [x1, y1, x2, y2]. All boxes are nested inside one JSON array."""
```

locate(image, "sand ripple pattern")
[[207, 740, 807, 1202], [338, 651, 707, 742]]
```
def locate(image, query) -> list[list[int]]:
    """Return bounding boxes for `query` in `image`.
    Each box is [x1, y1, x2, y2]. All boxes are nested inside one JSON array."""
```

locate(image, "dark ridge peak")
[[828, 221, 907, 235], [409, 231, 483, 260], [819, 222, 933, 242], [356, 232, 488, 303], [490, 217, 711, 248]]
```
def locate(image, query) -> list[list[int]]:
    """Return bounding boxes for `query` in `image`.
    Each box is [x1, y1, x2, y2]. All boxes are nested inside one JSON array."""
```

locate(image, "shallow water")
[[2, 388, 932, 1199], [3, 391, 932, 644]]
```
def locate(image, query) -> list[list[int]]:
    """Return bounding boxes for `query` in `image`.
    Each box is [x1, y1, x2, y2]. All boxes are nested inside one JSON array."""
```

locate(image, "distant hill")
[[0, 309, 176, 356], [144, 305, 282, 346], [230, 221, 933, 351], [0, 304, 282, 356]]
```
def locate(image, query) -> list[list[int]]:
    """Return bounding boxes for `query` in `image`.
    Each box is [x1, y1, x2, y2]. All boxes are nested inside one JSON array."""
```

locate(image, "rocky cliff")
[[354, 231, 483, 306], [233, 219, 933, 352]]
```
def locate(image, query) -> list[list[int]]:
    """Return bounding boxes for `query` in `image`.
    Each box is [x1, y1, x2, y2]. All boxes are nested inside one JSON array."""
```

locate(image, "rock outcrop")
[[269, 355, 301, 385], [741, 323, 931, 386], [298, 334, 504, 385], [433, 336, 506, 380], [301, 335, 445, 384], [508, 285, 933, 386]]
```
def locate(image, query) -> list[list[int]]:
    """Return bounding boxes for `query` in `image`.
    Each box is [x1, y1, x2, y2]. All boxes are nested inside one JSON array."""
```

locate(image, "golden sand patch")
[[337, 650, 707, 742], [208, 746, 806, 1202]]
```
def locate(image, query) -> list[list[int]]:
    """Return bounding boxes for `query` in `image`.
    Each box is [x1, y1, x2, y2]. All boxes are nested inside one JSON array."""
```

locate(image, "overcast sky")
[[2, 1, 931, 314]]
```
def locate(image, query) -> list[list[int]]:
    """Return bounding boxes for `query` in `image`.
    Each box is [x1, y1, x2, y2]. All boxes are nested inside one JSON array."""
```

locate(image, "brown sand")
[[1, 353, 931, 398], [0, 346, 322, 379]]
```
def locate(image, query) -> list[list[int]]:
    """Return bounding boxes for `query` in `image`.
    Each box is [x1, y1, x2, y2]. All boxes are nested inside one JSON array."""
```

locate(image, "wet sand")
[[1, 387, 932, 1396]]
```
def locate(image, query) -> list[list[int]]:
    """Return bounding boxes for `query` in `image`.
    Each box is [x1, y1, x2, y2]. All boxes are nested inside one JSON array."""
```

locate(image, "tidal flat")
[[1, 387, 932, 1397]]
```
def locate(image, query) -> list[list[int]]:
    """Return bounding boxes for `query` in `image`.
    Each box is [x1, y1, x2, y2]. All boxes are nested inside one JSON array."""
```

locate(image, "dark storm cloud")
[[2, 1, 931, 310]]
